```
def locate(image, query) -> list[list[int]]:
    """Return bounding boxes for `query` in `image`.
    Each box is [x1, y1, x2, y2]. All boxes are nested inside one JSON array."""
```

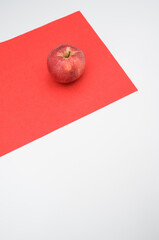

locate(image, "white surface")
[[0, 1, 159, 239]]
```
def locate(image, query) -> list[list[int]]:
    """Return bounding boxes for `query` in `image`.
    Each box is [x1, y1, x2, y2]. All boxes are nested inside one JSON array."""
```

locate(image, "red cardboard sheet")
[[0, 11, 137, 157]]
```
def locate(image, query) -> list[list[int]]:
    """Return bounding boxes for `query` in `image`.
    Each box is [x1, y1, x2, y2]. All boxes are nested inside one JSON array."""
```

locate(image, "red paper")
[[0, 11, 137, 157]]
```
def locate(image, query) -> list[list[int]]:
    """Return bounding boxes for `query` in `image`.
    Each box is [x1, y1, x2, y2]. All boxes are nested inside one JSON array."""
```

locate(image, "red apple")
[[47, 44, 85, 83]]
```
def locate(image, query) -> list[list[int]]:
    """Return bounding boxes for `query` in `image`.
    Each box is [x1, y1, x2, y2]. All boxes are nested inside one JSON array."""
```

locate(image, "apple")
[[47, 44, 85, 83]]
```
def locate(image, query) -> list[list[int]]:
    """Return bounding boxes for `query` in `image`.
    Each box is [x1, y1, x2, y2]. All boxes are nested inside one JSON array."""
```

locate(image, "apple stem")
[[67, 51, 71, 58], [63, 50, 71, 58]]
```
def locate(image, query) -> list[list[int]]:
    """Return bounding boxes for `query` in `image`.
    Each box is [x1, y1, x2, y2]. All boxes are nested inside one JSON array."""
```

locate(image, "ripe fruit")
[[47, 44, 85, 83]]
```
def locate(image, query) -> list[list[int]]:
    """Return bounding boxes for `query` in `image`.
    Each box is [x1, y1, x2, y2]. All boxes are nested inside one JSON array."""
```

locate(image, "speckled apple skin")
[[47, 44, 85, 83]]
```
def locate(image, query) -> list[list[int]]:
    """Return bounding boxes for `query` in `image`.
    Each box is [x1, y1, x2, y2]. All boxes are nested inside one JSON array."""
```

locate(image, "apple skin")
[[47, 44, 85, 83]]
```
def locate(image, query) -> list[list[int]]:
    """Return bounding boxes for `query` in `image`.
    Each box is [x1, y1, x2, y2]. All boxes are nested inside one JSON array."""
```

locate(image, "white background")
[[0, 0, 159, 239]]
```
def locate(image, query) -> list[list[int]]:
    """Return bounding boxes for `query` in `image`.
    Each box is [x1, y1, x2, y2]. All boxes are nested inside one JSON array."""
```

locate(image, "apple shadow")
[[46, 70, 85, 89]]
